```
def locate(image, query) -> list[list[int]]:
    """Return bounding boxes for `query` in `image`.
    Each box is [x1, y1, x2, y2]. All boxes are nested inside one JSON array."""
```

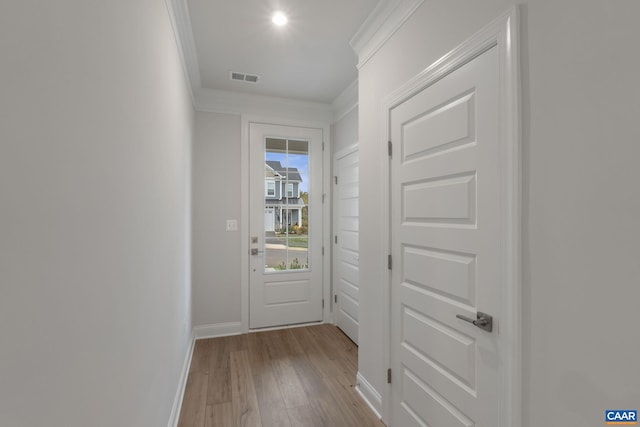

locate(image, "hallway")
[[178, 325, 384, 426]]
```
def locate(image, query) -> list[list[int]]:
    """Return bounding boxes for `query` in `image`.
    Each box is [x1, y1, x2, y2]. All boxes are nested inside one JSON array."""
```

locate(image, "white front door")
[[333, 145, 359, 344], [390, 46, 502, 426], [249, 123, 324, 329]]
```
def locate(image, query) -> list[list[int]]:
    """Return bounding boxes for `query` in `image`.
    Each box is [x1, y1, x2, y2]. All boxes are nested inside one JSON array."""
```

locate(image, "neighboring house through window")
[[264, 161, 304, 232], [266, 181, 276, 197]]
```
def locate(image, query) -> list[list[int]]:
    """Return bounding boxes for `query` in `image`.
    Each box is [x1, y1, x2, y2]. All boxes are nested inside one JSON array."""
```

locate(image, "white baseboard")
[[193, 322, 243, 339], [167, 333, 195, 427], [355, 371, 383, 419], [248, 320, 325, 333]]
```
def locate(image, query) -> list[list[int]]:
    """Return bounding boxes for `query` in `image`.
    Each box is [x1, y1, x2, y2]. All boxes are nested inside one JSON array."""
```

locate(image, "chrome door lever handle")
[[456, 311, 493, 332], [456, 314, 477, 323]]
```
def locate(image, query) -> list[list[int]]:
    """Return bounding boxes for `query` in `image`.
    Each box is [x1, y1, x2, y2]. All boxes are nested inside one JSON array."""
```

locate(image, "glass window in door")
[[264, 138, 309, 272]]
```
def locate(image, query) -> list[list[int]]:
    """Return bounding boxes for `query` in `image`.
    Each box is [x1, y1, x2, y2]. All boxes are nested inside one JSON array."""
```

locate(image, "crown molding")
[[332, 79, 359, 123], [349, 0, 424, 70], [163, 0, 201, 101], [195, 88, 333, 123]]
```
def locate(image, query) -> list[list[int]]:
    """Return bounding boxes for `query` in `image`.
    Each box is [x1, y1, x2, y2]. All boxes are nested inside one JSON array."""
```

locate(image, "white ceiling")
[[186, 0, 380, 104]]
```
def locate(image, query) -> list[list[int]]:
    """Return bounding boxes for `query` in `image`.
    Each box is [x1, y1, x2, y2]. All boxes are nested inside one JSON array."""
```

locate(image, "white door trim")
[[380, 7, 521, 426], [240, 114, 332, 332]]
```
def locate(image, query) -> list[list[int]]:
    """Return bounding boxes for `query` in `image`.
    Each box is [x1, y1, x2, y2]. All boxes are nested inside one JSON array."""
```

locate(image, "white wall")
[[358, 1, 640, 426], [0, 1, 194, 426], [192, 111, 242, 327]]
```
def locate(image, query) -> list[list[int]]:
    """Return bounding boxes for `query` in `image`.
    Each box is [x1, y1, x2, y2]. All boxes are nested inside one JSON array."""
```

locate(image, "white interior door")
[[249, 123, 324, 329], [333, 145, 359, 344], [389, 46, 501, 426]]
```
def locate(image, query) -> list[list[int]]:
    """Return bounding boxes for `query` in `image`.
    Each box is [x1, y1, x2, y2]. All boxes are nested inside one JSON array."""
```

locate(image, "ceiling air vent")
[[230, 71, 260, 84]]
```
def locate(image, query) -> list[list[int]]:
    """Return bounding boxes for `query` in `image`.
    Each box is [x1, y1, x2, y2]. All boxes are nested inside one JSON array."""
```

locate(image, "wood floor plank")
[[229, 350, 262, 427], [326, 325, 359, 365], [272, 357, 310, 409], [318, 377, 364, 426], [325, 374, 385, 426], [306, 325, 356, 378], [207, 337, 231, 405], [288, 327, 339, 378], [308, 388, 359, 427], [288, 355, 348, 426], [190, 340, 212, 374], [253, 370, 292, 427], [205, 402, 233, 427], [179, 325, 382, 427], [279, 328, 306, 356], [227, 334, 249, 352], [286, 404, 324, 427], [262, 330, 287, 360], [288, 353, 327, 399], [325, 331, 359, 377], [259, 330, 310, 409], [246, 332, 271, 377], [178, 371, 208, 427]]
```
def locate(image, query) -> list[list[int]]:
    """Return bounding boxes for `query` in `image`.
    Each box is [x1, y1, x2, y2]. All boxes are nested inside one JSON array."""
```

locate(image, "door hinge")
[[387, 368, 392, 384], [388, 254, 392, 270], [334, 294, 338, 303], [322, 299, 325, 309], [322, 141, 325, 151], [334, 235, 338, 244], [322, 246, 325, 256], [334, 175, 338, 185], [322, 193, 326, 204], [388, 140, 392, 157]]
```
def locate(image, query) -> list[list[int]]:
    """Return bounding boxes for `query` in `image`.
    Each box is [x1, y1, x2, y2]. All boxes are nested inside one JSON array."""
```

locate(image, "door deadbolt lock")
[[456, 311, 493, 332]]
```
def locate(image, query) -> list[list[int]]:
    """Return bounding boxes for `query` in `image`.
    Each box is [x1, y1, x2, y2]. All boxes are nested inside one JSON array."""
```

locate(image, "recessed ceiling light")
[[272, 11, 288, 27]]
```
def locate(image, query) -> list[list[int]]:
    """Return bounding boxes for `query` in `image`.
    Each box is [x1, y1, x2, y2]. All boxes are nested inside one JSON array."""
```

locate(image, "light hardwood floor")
[[178, 324, 385, 427]]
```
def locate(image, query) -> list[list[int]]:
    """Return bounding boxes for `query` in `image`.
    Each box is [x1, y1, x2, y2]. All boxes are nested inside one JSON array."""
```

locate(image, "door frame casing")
[[240, 115, 332, 332], [380, 7, 521, 426]]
